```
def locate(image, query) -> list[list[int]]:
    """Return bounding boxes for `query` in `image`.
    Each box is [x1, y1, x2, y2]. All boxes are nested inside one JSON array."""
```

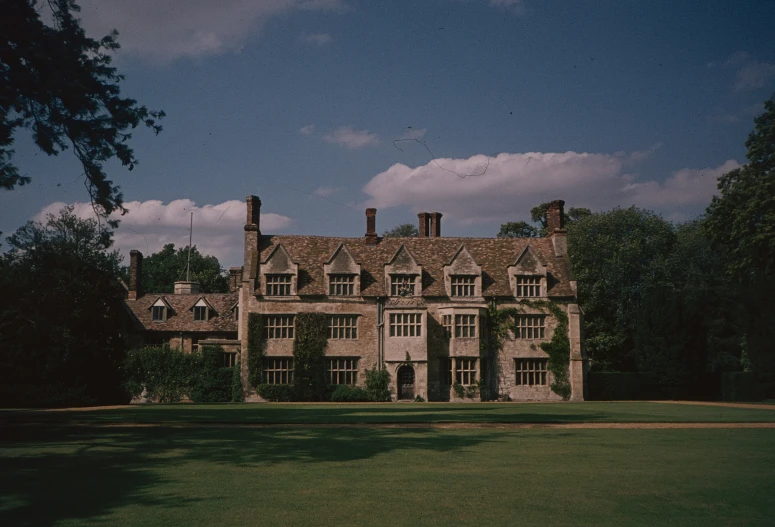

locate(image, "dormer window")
[[150, 297, 170, 322], [152, 305, 166, 321], [516, 276, 541, 297], [451, 276, 476, 297], [329, 275, 355, 296], [192, 298, 211, 322], [265, 274, 292, 296], [391, 275, 416, 296]]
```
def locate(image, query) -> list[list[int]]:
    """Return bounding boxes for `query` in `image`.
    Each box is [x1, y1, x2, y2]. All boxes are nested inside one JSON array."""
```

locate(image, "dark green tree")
[[568, 207, 676, 371], [139, 243, 229, 294], [706, 93, 775, 386], [496, 221, 538, 238], [1, 0, 164, 217], [383, 223, 418, 237], [0, 206, 127, 406]]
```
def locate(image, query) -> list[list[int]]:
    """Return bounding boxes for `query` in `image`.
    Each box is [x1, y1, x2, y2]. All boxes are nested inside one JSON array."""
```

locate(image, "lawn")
[[1, 403, 774, 526], [3, 401, 775, 425]]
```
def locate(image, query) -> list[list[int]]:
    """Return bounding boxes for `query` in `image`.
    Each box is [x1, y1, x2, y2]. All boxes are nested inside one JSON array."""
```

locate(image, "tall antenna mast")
[[186, 212, 193, 281]]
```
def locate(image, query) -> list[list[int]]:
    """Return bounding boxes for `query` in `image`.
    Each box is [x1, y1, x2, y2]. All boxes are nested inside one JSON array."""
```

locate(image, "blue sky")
[[2, 0, 774, 268]]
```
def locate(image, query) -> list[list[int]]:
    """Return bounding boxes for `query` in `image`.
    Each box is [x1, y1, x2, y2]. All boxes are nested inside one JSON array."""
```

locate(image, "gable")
[[326, 244, 359, 274], [510, 245, 546, 275], [446, 245, 481, 275], [387, 244, 421, 274], [262, 243, 297, 274]]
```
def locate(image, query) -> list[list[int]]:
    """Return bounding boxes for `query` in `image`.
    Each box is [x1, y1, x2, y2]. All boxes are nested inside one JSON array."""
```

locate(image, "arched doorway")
[[397, 365, 415, 400]]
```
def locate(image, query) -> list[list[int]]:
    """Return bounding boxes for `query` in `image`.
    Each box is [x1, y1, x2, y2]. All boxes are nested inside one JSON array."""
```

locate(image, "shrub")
[[330, 384, 369, 402], [364, 368, 391, 402], [413, 394, 425, 402], [293, 313, 329, 401], [257, 384, 294, 402], [452, 381, 465, 398], [189, 346, 232, 403], [247, 313, 265, 389], [123, 345, 194, 402], [231, 358, 244, 402]]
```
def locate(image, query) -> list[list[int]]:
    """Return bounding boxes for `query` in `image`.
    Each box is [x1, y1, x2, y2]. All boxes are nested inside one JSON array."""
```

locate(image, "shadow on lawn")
[[1, 404, 611, 426], [0, 424, 525, 526]]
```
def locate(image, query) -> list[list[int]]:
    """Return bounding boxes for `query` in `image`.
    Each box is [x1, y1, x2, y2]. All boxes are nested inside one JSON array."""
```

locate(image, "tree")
[[383, 223, 418, 237], [1, 0, 164, 217], [567, 207, 676, 371], [0, 206, 127, 406], [706, 93, 775, 281], [530, 203, 592, 236], [497, 221, 538, 238], [139, 244, 229, 294], [705, 93, 775, 385]]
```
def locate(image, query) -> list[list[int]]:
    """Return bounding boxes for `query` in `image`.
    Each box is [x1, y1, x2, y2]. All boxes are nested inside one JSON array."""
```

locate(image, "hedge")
[[330, 384, 370, 402], [587, 372, 662, 401], [722, 372, 765, 402]]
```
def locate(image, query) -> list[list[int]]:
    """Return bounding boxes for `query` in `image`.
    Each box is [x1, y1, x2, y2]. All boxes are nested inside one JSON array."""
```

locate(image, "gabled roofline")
[[148, 296, 174, 311], [510, 244, 546, 268], [326, 242, 360, 265], [188, 296, 216, 312], [262, 243, 296, 265], [445, 244, 480, 267], [385, 243, 421, 267]]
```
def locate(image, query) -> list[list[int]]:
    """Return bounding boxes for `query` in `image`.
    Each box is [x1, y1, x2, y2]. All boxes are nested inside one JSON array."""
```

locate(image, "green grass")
[[1, 424, 774, 526], [2, 401, 775, 425]]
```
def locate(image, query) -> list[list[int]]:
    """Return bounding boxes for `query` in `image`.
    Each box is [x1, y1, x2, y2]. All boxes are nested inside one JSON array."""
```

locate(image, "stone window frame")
[[439, 307, 482, 340], [455, 358, 477, 386], [327, 314, 358, 340], [384, 244, 422, 298], [512, 314, 546, 340], [390, 274, 418, 297], [454, 314, 477, 338], [264, 314, 295, 339], [515, 358, 548, 386], [327, 357, 358, 385], [450, 275, 476, 297], [388, 312, 423, 337], [265, 274, 293, 296], [515, 275, 542, 298], [263, 357, 294, 384]]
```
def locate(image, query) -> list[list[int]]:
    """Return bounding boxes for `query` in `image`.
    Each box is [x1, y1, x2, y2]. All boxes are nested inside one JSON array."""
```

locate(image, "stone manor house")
[[124, 196, 587, 401]]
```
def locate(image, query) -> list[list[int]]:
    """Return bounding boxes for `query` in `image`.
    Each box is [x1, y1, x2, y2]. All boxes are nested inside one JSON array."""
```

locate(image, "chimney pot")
[[245, 195, 261, 231], [417, 212, 429, 237], [365, 208, 378, 245], [546, 200, 566, 233], [429, 212, 442, 237], [128, 250, 143, 300]]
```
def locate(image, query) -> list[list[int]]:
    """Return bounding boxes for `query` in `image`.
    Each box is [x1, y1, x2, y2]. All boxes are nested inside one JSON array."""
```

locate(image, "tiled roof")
[[124, 292, 238, 332], [257, 235, 575, 298]]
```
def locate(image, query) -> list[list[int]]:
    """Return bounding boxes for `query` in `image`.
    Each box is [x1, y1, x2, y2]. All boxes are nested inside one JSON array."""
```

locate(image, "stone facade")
[[238, 195, 587, 402]]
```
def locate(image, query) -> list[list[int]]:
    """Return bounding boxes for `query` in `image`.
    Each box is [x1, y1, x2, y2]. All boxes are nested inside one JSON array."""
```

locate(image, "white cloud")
[[323, 126, 380, 149], [300, 32, 332, 45], [708, 52, 775, 92], [33, 199, 292, 268], [299, 124, 316, 135], [312, 186, 339, 197], [362, 151, 740, 224], [76, 0, 345, 63]]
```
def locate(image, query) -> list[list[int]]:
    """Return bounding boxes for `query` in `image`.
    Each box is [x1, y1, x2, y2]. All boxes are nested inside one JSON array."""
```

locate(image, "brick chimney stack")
[[429, 212, 442, 237], [365, 208, 378, 246], [418, 212, 429, 237], [229, 267, 243, 293], [245, 195, 261, 232], [128, 250, 143, 300], [546, 200, 566, 233]]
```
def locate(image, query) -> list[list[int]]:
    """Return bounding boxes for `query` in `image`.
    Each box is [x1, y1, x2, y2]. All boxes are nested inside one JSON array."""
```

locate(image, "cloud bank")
[[362, 151, 740, 224], [34, 199, 292, 267]]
